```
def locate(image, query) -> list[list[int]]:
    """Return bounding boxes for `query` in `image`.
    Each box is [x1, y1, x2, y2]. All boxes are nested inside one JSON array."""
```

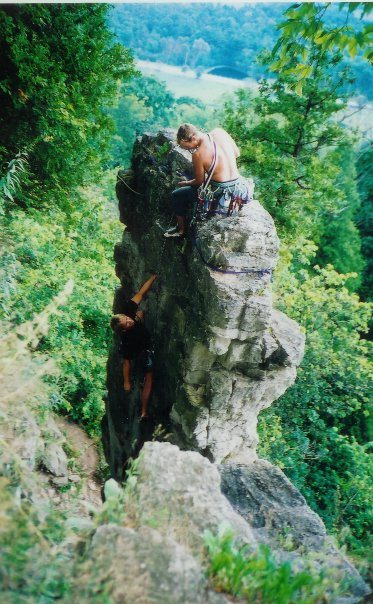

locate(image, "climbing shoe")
[[164, 226, 185, 239]]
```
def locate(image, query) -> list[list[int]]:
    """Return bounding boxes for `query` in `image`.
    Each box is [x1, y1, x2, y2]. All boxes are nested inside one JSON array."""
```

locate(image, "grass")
[[139, 60, 372, 135], [204, 525, 339, 604], [139, 60, 257, 106]]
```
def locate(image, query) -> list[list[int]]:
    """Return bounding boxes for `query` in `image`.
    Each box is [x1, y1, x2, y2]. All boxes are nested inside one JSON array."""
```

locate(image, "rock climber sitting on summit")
[[164, 123, 253, 239], [110, 273, 157, 419]]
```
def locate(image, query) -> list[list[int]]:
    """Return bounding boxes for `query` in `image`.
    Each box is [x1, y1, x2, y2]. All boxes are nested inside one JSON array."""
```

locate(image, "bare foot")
[[124, 382, 131, 392]]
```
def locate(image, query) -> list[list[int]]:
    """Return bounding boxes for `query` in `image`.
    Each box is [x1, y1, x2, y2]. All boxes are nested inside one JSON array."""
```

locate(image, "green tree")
[[222, 48, 354, 241], [259, 263, 372, 555], [315, 144, 364, 291], [0, 5, 134, 434], [110, 74, 176, 167], [0, 5, 134, 208], [174, 96, 213, 131], [270, 2, 373, 95], [356, 143, 373, 302], [190, 38, 211, 69]]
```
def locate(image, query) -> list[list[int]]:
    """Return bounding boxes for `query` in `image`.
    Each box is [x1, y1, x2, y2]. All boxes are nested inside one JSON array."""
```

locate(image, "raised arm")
[[131, 274, 157, 305]]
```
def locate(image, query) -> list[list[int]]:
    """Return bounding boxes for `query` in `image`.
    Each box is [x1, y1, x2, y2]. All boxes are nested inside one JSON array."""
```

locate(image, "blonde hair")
[[177, 123, 198, 143]]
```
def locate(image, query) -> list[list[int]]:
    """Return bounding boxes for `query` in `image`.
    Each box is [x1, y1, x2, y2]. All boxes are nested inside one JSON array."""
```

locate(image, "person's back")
[[164, 123, 251, 238], [210, 127, 240, 182]]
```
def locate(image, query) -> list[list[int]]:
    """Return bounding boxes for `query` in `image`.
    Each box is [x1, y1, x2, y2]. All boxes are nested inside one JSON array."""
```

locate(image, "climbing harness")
[[196, 136, 253, 219]]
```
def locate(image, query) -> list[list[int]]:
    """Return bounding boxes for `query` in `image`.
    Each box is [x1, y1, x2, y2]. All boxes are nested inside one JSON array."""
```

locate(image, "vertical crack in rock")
[[103, 130, 305, 477]]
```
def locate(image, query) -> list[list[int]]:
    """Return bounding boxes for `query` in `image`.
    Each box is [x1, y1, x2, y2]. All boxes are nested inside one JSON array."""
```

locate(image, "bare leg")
[[123, 359, 132, 392], [177, 215, 186, 235], [140, 372, 153, 418]]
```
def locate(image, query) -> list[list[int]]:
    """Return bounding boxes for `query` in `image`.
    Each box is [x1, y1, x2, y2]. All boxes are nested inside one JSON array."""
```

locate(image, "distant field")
[[138, 60, 258, 105], [138, 60, 372, 136]]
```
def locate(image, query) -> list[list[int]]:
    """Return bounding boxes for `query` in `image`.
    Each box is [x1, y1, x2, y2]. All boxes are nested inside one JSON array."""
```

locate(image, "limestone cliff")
[[100, 130, 369, 601], [0, 130, 369, 601], [104, 129, 305, 476]]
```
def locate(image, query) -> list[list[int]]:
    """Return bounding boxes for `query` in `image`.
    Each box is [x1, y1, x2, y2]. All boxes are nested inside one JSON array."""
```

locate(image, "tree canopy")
[[0, 5, 135, 208], [109, 2, 373, 98], [270, 2, 373, 95]]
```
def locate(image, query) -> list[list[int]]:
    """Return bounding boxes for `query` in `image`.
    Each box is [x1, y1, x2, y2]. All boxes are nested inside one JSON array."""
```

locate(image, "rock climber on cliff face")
[[110, 273, 157, 419], [164, 123, 253, 239]]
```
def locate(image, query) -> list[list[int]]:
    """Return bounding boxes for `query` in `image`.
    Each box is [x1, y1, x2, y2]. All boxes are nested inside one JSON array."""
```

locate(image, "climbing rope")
[[192, 231, 272, 277], [117, 174, 144, 196], [152, 214, 176, 349]]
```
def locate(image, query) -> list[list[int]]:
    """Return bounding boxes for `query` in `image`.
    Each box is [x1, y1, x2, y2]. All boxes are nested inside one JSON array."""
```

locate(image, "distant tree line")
[[109, 2, 373, 99]]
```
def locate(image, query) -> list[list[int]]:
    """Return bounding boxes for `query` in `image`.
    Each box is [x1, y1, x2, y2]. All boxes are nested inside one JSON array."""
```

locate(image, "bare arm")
[[132, 274, 157, 305], [177, 153, 205, 187]]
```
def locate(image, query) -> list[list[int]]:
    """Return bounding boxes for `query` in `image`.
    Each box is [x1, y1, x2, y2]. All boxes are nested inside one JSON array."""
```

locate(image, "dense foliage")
[[218, 27, 372, 559], [204, 527, 337, 603], [110, 73, 212, 167], [259, 263, 372, 556], [269, 2, 372, 95], [111, 74, 176, 166], [356, 142, 373, 303], [0, 5, 133, 433], [0, 5, 134, 207], [109, 2, 373, 99], [1, 181, 122, 435]]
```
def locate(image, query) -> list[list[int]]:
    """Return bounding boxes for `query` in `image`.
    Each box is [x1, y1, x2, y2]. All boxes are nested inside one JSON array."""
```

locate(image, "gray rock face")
[[72, 524, 229, 604], [220, 460, 323, 546], [219, 461, 369, 601], [104, 130, 305, 475], [122, 442, 369, 603], [126, 441, 256, 552], [42, 442, 68, 477]]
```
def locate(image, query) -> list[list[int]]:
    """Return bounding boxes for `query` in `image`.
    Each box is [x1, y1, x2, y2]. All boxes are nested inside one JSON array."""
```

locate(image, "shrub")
[[204, 526, 337, 604]]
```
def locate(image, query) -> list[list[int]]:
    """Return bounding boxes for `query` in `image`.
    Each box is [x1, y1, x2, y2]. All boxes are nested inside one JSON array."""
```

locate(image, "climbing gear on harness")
[[197, 177, 254, 219], [195, 135, 253, 219], [210, 178, 254, 216]]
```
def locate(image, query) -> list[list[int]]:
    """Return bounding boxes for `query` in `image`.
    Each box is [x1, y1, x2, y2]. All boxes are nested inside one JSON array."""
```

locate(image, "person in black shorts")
[[110, 273, 157, 419]]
